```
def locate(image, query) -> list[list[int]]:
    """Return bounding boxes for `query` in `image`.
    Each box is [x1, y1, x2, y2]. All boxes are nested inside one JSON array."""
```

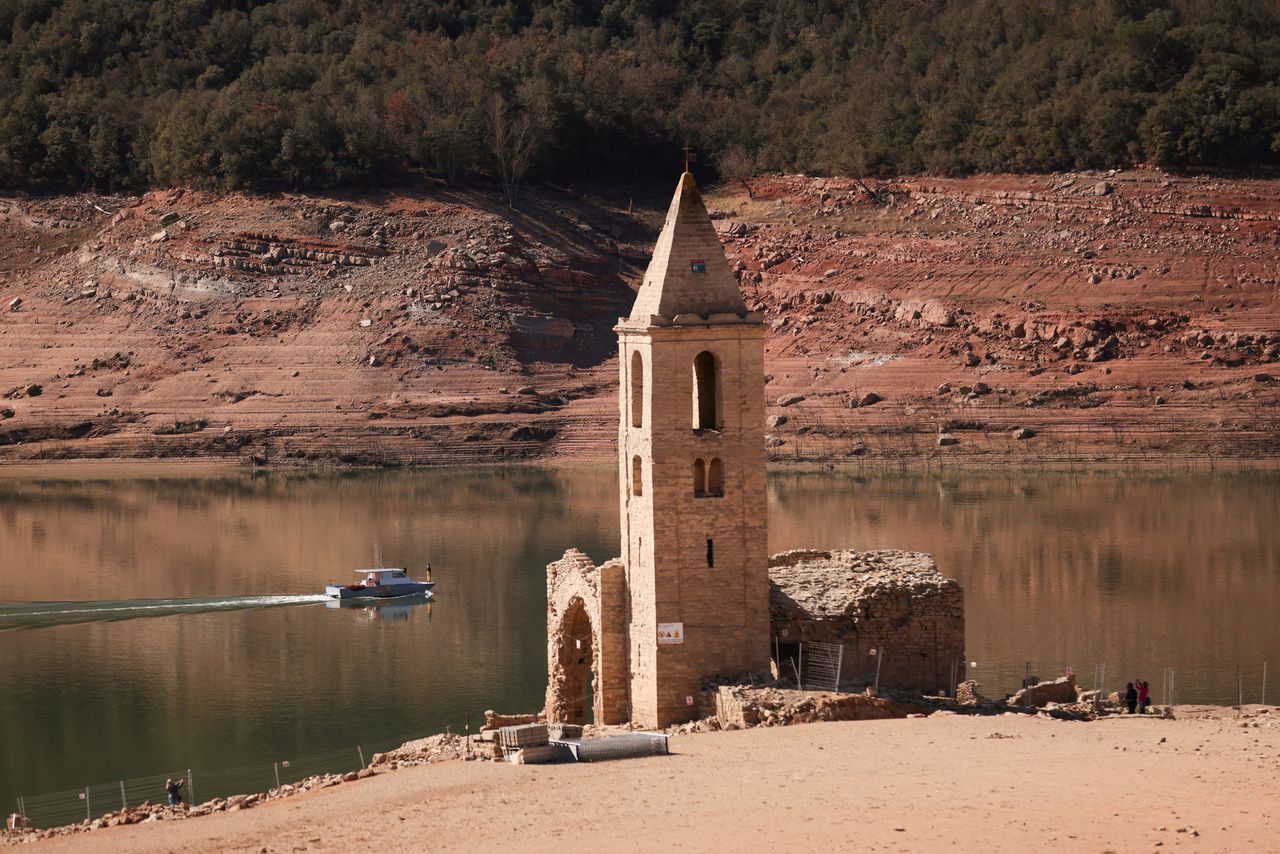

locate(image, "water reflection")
[[324, 594, 435, 623], [0, 464, 1276, 807], [766, 469, 1280, 711]]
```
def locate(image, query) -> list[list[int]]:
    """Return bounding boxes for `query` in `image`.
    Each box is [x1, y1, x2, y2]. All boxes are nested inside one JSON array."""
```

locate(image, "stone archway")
[[550, 596, 595, 724], [544, 549, 629, 725]]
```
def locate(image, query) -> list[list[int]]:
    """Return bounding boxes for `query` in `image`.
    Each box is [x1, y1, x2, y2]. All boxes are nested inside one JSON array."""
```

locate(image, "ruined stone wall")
[[769, 549, 965, 696], [544, 549, 628, 725]]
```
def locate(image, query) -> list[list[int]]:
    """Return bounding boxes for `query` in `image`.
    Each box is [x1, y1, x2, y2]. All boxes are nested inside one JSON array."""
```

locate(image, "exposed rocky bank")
[[2, 169, 1278, 465]]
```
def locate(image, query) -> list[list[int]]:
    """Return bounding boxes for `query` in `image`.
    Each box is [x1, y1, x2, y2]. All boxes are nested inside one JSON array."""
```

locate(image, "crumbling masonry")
[[768, 549, 964, 695]]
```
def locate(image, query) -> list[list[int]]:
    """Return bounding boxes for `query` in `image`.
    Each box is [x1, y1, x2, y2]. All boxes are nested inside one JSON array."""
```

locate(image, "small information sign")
[[690, 260, 706, 273], [657, 622, 685, 644]]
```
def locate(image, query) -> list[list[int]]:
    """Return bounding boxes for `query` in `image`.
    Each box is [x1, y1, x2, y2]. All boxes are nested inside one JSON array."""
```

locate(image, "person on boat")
[[364, 574, 378, 587], [425, 562, 433, 582], [165, 777, 183, 807]]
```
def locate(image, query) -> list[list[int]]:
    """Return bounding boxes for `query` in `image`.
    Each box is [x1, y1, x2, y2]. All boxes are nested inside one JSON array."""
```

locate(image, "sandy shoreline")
[[19, 707, 1279, 853]]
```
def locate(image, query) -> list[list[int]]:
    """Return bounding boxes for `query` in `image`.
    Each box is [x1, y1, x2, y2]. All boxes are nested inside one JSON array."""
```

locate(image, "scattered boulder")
[[511, 314, 575, 348], [776, 393, 805, 407], [857, 391, 882, 407], [510, 425, 557, 442], [7, 296, 21, 311], [482, 710, 542, 730], [1012, 427, 1036, 440], [936, 433, 959, 447], [1009, 674, 1077, 708]]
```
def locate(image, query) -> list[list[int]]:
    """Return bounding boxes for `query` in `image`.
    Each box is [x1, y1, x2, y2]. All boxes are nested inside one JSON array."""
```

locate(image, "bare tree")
[[717, 145, 757, 200], [487, 91, 542, 208]]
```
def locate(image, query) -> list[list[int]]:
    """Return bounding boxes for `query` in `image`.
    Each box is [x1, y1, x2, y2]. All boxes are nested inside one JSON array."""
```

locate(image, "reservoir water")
[[2, 464, 1277, 809]]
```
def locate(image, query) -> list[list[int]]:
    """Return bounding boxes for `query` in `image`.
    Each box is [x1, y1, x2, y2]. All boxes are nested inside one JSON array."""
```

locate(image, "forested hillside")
[[1, 0, 1277, 193]]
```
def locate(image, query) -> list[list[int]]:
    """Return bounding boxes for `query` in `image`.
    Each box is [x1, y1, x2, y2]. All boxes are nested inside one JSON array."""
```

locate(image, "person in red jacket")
[[1136, 679, 1151, 713]]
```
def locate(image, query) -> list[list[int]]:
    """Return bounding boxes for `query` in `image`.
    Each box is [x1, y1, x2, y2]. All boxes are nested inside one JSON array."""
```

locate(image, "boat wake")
[[0, 594, 332, 631]]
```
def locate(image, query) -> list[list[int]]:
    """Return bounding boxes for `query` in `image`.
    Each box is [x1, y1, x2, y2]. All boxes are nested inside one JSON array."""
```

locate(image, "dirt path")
[[25, 709, 1280, 853]]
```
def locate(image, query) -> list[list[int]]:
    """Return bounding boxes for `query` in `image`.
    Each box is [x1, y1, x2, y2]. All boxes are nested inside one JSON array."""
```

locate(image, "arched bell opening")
[[630, 351, 644, 428], [692, 351, 721, 430], [707, 457, 724, 496]]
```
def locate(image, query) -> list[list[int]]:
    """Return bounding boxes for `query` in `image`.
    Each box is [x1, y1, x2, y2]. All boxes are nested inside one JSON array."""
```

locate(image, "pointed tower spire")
[[628, 172, 748, 323]]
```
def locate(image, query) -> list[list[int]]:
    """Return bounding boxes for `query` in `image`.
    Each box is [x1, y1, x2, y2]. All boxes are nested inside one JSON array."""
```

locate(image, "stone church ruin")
[[768, 549, 964, 695], [545, 172, 964, 729]]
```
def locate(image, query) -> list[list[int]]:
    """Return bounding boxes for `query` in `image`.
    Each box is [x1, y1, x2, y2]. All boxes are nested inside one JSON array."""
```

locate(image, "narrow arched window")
[[692, 351, 719, 430], [693, 458, 706, 497], [632, 455, 643, 496], [707, 458, 724, 496], [630, 351, 643, 428]]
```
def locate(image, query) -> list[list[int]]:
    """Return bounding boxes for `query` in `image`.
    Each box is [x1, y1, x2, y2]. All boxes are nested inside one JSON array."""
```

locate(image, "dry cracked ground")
[[1, 168, 1278, 467]]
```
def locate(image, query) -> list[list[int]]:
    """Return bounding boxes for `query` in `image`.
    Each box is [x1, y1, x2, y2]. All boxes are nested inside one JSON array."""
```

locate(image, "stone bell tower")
[[616, 172, 771, 728]]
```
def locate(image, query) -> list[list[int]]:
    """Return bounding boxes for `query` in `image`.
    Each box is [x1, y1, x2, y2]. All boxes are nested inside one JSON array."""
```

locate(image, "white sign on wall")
[[657, 622, 684, 644]]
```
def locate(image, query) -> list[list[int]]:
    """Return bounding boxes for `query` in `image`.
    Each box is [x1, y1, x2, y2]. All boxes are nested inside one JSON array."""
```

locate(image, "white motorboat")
[[325, 568, 435, 601]]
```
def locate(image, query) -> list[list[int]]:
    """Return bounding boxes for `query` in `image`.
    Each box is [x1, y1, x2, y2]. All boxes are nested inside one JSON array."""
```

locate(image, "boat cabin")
[[356, 568, 411, 586]]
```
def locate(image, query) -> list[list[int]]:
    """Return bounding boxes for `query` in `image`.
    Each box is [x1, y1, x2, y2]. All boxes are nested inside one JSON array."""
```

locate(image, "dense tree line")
[[0, 0, 1277, 194]]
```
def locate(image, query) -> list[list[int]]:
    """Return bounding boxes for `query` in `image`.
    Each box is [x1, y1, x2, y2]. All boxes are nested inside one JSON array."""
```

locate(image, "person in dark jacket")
[[165, 778, 184, 807], [1125, 682, 1138, 714]]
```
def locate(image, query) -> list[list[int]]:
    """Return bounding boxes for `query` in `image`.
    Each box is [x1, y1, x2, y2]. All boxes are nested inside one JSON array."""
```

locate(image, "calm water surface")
[[1, 465, 1277, 807]]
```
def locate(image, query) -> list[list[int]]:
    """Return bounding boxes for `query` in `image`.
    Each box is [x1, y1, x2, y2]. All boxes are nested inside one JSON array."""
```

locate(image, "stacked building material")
[[497, 723, 549, 753]]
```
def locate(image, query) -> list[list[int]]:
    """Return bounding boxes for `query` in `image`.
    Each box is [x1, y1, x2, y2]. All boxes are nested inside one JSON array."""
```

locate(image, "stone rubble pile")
[[712, 685, 925, 729], [769, 548, 959, 618], [1009, 674, 1078, 707]]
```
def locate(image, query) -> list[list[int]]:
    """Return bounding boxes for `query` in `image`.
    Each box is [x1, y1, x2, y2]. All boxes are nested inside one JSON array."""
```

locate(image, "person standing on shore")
[[1125, 682, 1138, 714], [165, 777, 184, 807], [1136, 680, 1150, 714]]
